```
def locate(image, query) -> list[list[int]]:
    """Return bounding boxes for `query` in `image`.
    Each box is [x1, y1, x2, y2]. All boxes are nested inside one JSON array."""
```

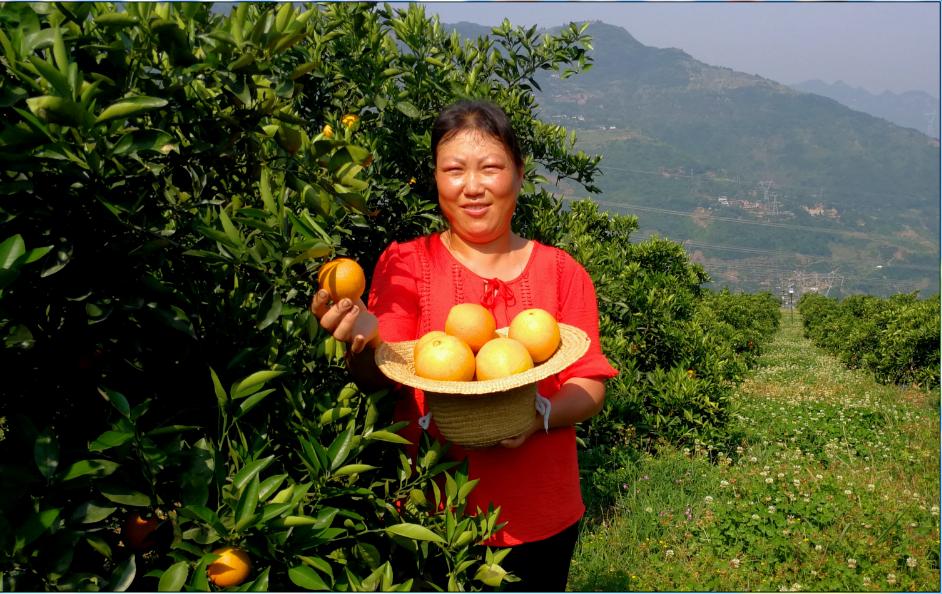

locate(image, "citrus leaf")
[[158, 561, 189, 592], [231, 370, 285, 400], [108, 555, 136, 592], [364, 431, 411, 445], [98, 483, 151, 507], [288, 565, 329, 591], [332, 463, 377, 477], [384, 523, 446, 544], [96, 96, 167, 124], [230, 455, 274, 493], [59, 459, 120, 482]]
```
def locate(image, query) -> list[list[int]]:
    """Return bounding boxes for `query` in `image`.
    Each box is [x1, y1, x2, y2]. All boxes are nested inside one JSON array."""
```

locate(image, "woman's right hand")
[[310, 290, 380, 354]]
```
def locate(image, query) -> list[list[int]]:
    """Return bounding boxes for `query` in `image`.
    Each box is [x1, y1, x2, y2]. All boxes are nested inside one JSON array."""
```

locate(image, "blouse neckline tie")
[[481, 277, 516, 309]]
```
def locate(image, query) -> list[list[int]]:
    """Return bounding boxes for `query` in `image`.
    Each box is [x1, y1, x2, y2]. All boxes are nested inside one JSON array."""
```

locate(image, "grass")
[[569, 313, 940, 592]]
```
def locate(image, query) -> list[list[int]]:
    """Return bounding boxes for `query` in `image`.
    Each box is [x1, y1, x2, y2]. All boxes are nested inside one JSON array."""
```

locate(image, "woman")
[[311, 99, 617, 591]]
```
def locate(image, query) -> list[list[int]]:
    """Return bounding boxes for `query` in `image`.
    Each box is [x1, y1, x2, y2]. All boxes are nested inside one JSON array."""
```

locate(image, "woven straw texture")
[[374, 324, 590, 448], [374, 323, 590, 395]]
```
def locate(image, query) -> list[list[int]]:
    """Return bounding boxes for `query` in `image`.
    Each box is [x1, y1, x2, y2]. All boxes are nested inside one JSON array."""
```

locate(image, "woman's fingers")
[[319, 299, 357, 337], [310, 289, 331, 320]]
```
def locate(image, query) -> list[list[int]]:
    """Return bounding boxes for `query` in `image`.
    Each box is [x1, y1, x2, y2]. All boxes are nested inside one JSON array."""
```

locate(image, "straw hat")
[[374, 323, 590, 448]]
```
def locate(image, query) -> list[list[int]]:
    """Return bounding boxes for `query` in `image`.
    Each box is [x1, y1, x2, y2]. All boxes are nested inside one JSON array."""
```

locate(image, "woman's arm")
[[499, 376, 606, 448]]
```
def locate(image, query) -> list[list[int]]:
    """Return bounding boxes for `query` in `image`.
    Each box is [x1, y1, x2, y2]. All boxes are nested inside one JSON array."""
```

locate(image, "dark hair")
[[431, 100, 524, 169]]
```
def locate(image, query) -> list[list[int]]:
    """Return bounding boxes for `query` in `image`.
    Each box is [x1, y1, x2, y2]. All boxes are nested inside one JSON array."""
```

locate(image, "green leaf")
[[71, 500, 117, 524], [158, 561, 189, 592], [96, 96, 167, 124], [0, 234, 25, 269], [233, 474, 259, 531], [331, 464, 377, 477], [364, 431, 411, 445], [288, 565, 330, 591], [26, 94, 87, 127], [14, 508, 60, 553], [244, 567, 270, 592], [237, 389, 276, 418], [59, 459, 120, 482], [98, 387, 130, 418], [327, 421, 355, 471], [319, 407, 353, 425], [259, 168, 277, 214], [231, 370, 285, 400], [89, 430, 134, 452], [384, 523, 446, 544], [218, 207, 242, 245], [210, 367, 228, 407], [256, 294, 282, 330], [474, 562, 508, 587], [395, 100, 421, 118], [108, 555, 136, 592], [258, 474, 288, 502], [99, 483, 152, 507], [231, 455, 275, 493]]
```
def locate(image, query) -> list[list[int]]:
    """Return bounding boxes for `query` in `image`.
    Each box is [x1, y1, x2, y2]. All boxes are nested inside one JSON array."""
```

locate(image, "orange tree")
[[0, 2, 597, 591]]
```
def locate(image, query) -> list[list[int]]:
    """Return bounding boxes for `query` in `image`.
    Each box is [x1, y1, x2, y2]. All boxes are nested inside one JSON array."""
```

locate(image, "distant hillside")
[[791, 79, 940, 139], [443, 20, 940, 297]]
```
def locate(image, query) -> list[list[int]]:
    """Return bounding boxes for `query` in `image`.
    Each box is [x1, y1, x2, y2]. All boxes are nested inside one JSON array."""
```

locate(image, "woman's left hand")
[[499, 414, 543, 448]]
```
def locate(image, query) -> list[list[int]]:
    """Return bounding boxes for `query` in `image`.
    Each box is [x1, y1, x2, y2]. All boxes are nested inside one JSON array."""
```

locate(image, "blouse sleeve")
[[367, 241, 421, 343], [555, 252, 619, 384]]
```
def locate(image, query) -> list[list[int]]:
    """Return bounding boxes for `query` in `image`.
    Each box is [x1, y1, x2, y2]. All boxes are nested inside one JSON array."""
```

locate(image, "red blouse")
[[367, 232, 618, 545]]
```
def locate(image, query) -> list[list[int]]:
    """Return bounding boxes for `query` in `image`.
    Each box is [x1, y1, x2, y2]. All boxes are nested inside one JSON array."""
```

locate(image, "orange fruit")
[[508, 308, 561, 363], [475, 337, 534, 381], [414, 334, 476, 381], [207, 546, 252, 588], [317, 257, 366, 303], [444, 303, 497, 353], [123, 512, 160, 551], [414, 330, 448, 360]]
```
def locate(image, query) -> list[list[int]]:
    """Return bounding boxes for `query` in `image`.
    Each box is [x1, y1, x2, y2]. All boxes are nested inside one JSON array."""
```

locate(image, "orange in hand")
[[475, 337, 534, 381], [508, 308, 561, 363], [318, 257, 366, 303], [207, 546, 252, 588], [414, 334, 476, 381], [444, 303, 497, 353]]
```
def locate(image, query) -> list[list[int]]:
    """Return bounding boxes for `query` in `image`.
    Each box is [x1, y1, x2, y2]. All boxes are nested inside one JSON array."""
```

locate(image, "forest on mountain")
[[449, 20, 940, 297]]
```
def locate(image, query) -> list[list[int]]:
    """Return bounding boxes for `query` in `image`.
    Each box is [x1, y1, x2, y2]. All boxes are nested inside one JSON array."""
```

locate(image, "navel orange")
[[414, 330, 448, 360], [317, 257, 366, 303], [414, 334, 476, 381], [444, 303, 497, 353], [474, 337, 534, 381], [508, 308, 561, 363]]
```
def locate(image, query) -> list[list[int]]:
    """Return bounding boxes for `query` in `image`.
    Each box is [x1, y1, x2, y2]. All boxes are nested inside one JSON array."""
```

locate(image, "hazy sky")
[[415, 1, 940, 97]]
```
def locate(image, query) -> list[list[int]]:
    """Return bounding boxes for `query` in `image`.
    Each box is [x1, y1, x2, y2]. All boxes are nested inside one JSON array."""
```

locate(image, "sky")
[[414, 1, 940, 97]]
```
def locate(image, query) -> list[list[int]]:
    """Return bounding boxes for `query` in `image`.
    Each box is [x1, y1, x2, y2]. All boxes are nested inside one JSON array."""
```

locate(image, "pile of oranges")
[[414, 303, 561, 382]]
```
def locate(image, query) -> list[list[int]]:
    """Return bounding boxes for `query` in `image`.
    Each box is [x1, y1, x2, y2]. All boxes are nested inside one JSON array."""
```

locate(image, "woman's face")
[[434, 129, 523, 245]]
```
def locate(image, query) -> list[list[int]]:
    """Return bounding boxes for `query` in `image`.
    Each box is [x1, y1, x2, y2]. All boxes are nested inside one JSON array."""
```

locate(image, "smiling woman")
[[311, 99, 619, 591]]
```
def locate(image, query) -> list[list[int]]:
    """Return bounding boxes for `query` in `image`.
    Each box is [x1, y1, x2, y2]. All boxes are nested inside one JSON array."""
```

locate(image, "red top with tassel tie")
[[368, 232, 618, 546]]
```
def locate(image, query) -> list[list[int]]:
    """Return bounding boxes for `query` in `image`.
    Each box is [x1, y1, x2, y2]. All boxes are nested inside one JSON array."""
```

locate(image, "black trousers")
[[500, 520, 581, 592]]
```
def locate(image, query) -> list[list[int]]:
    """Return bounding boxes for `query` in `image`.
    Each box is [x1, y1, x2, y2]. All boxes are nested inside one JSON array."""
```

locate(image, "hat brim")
[[374, 323, 590, 397]]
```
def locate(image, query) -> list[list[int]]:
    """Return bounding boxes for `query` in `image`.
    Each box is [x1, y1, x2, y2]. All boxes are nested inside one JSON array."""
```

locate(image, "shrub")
[[0, 3, 597, 590]]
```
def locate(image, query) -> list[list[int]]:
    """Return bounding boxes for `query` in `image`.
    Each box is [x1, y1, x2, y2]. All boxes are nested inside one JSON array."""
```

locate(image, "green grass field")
[[570, 314, 940, 592]]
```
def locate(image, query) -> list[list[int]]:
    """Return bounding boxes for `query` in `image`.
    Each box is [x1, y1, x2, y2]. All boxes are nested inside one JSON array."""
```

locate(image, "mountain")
[[442, 21, 939, 297], [791, 79, 940, 139]]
